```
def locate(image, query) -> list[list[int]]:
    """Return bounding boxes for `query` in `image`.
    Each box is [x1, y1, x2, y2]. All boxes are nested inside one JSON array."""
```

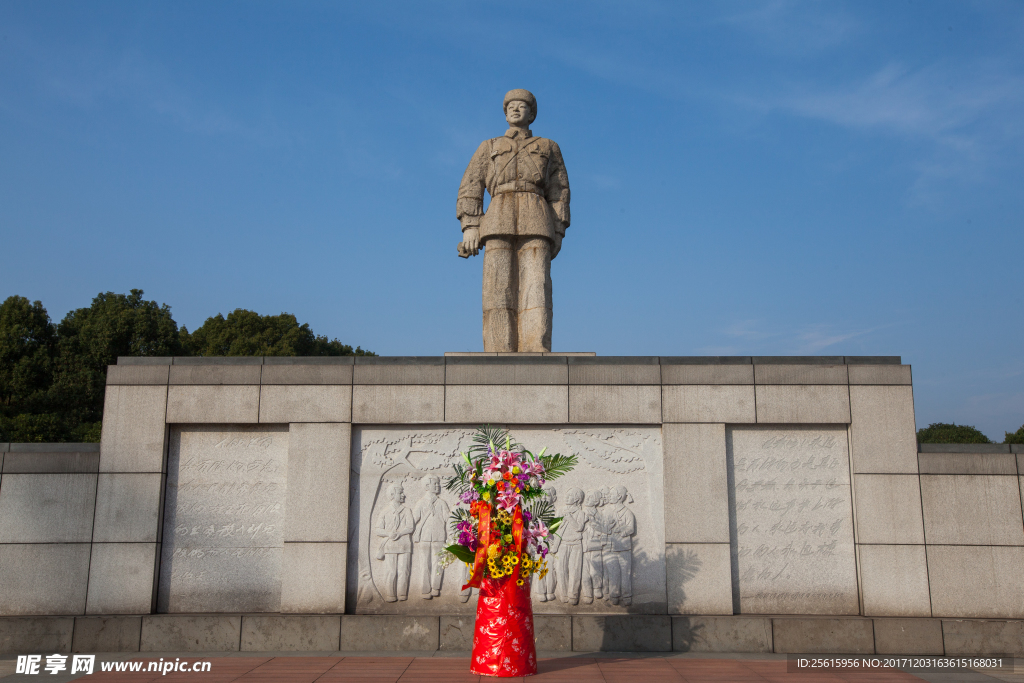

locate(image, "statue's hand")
[[551, 232, 563, 260], [460, 228, 481, 257]]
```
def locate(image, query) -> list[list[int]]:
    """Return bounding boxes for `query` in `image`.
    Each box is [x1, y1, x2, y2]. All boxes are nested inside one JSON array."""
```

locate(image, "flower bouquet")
[[443, 426, 577, 678]]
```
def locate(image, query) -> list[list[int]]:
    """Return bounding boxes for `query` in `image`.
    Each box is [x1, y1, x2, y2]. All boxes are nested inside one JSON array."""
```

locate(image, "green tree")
[[916, 422, 992, 444], [1005, 425, 1024, 445], [50, 289, 185, 440], [180, 309, 374, 357], [0, 296, 59, 442], [2, 292, 372, 442]]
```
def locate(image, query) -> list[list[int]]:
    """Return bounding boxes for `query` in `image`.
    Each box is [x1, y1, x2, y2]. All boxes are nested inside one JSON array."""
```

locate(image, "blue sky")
[[1, 1, 1022, 439]]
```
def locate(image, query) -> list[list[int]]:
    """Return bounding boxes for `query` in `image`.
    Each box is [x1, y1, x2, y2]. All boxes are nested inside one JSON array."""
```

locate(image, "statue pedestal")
[[444, 351, 596, 357]]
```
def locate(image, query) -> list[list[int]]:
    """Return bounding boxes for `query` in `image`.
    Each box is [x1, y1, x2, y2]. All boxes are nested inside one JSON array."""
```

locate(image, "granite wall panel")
[[663, 423, 729, 543], [100, 385, 168, 472], [158, 425, 288, 613]]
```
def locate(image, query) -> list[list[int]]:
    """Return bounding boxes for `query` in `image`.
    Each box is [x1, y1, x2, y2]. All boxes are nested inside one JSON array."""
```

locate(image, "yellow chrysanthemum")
[[487, 544, 500, 559]]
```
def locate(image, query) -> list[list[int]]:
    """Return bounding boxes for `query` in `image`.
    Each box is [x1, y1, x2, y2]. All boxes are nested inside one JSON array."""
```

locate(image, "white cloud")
[[761, 61, 1021, 141], [702, 319, 891, 355], [709, 0, 861, 53]]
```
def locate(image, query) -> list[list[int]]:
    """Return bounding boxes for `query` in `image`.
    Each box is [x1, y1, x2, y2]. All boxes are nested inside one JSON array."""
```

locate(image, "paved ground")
[[1, 653, 1021, 683]]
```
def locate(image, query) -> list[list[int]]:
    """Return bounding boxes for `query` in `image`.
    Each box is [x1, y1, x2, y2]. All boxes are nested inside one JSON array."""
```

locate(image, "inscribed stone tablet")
[[348, 426, 665, 615], [158, 425, 288, 612], [727, 426, 858, 614]]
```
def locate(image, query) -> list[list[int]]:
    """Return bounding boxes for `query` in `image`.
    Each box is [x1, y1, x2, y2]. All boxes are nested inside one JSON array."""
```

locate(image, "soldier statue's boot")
[[431, 588, 440, 597], [422, 593, 432, 599], [621, 597, 632, 606], [538, 594, 548, 603], [609, 596, 620, 605], [384, 596, 398, 603], [582, 596, 593, 604], [547, 593, 556, 602], [570, 596, 579, 606]]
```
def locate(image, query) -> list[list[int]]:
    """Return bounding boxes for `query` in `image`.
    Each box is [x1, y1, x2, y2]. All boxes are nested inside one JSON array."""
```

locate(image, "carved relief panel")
[[727, 425, 859, 615], [348, 426, 666, 614], [158, 425, 288, 613]]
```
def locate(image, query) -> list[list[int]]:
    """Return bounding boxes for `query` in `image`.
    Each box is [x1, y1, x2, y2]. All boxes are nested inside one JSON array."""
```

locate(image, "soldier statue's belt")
[[493, 181, 543, 196]]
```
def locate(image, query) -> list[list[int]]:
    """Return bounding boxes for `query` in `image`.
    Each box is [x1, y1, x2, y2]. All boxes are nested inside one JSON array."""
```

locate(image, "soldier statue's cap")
[[503, 89, 537, 121]]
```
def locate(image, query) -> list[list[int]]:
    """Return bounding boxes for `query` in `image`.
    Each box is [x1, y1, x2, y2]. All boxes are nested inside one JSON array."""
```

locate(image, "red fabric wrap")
[[511, 506, 524, 581], [470, 576, 537, 677], [463, 500, 491, 590]]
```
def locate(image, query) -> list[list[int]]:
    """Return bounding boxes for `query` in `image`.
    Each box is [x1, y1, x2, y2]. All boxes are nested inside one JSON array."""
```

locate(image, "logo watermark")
[[16, 655, 212, 675]]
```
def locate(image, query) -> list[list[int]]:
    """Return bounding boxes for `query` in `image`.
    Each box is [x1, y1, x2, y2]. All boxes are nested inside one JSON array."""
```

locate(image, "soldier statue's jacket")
[[457, 127, 570, 243]]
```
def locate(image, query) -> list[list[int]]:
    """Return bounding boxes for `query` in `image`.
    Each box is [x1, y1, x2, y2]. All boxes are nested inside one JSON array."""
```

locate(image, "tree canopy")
[[180, 309, 372, 357], [0, 296, 61, 442], [1005, 425, 1024, 445], [916, 422, 992, 444], [0, 290, 372, 443]]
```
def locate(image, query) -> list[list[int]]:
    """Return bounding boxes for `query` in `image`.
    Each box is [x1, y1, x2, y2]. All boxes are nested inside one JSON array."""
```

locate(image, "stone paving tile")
[[531, 657, 604, 682], [394, 657, 481, 683]]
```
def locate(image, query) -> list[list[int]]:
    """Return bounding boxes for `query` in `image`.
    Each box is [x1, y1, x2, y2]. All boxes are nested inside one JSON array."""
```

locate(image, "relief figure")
[[581, 489, 605, 603], [557, 488, 586, 606], [598, 486, 613, 599], [375, 484, 414, 602], [604, 485, 635, 606], [534, 487, 559, 602], [413, 476, 450, 599]]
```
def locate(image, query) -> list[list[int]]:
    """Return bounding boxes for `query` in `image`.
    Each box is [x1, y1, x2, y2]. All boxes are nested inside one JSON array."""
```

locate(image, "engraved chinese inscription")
[[349, 426, 665, 615], [727, 426, 858, 615], [158, 425, 288, 613]]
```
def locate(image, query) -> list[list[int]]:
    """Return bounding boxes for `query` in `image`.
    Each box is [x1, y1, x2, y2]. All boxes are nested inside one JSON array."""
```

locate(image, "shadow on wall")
[[590, 548, 673, 652], [671, 617, 707, 653]]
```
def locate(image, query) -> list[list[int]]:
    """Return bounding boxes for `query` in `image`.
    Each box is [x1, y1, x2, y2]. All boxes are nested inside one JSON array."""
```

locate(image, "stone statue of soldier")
[[457, 89, 570, 352]]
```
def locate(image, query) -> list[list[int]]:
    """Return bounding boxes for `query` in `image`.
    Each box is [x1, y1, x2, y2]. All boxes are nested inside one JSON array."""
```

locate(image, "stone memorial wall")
[[158, 425, 289, 613], [2, 355, 1024, 656], [727, 426, 858, 615]]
